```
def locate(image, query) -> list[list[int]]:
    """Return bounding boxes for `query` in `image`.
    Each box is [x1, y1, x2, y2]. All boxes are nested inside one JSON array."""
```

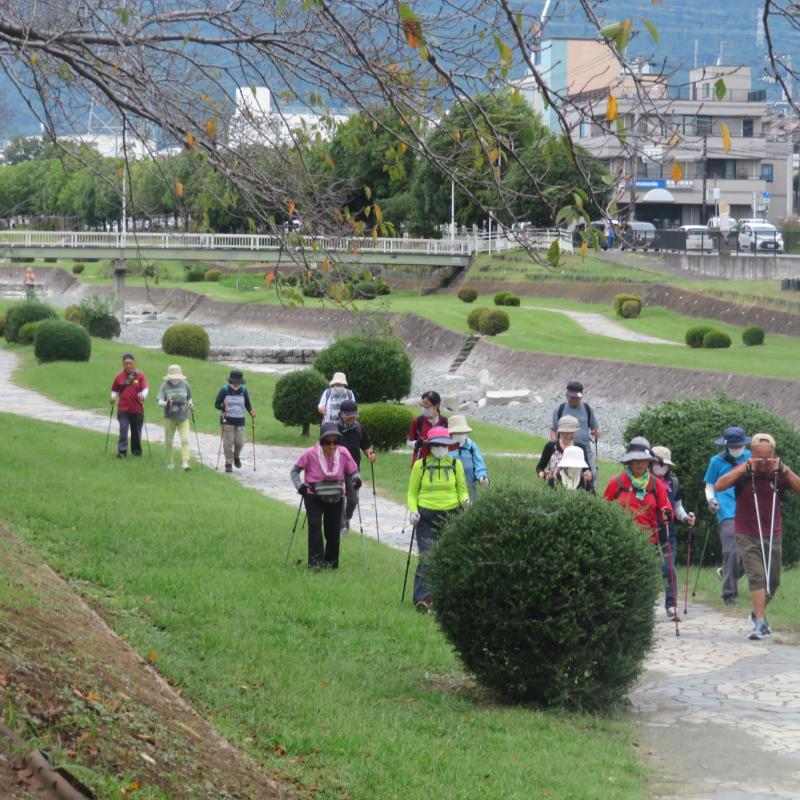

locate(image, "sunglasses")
[[321, 439, 338, 445]]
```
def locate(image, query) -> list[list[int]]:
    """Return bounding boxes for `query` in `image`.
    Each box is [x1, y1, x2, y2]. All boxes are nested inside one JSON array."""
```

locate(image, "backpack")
[[557, 401, 594, 424], [610, 472, 657, 503], [414, 414, 449, 440], [420, 455, 458, 484]]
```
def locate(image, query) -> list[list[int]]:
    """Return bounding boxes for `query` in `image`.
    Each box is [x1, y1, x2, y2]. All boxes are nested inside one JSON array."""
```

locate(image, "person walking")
[[157, 364, 195, 471], [24, 267, 36, 301], [318, 372, 355, 424], [652, 446, 697, 620], [552, 445, 593, 491], [407, 426, 469, 613], [550, 381, 600, 479], [407, 390, 449, 465], [336, 399, 375, 533], [447, 415, 488, 499], [214, 369, 255, 473], [538, 415, 592, 489], [715, 433, 800, 640], [703, 426, 750, 605], [290, 422, 361, 570], [110, 353, 149, 459]]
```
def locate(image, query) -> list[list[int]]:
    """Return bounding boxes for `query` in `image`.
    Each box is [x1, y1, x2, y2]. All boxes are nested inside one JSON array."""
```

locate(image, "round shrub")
[[493, 291, 512, 306], [742, 325, 765, 346], [314, 336, 412, 403], [501, 294, 520, 307], [204, 268, 222, 282], [18, 321, 44, 345], [685, 325, 714, 348], [467, 307, 489, 332], [624, 394, 800, 567], [162, 323, 210, 360], [353, 281, 378, 300], [272, 368, 329, 437], [478, 309, 510, 336], [458, 287, 478, 303], [619, 299, 641, 318], [72, 262, 85, 275], [613, 293, 641, 316], [427, 484, 659, 709], [3, 301, 58, 343], [375, 281, 391, 296], [34, 320, 91, 363], [0, 315, 5, 337], [64, 305, 87, 326], [358, 403, 416, 451], [703, 330, 731, 349], [185, 265, 206, 282], [87, 314, 121, 339]]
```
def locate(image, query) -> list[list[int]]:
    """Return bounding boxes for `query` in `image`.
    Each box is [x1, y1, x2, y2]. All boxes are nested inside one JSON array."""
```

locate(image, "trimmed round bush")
[[685, 325, 714, 348], [64, 305, 86, 326], [619, 299, 641, 318], [162, 323, 210, 360], [87, 314, 121, 339], [493, 291, 512, 306], [478, 309, 510, 336], [467, 307, 489, 332], [204, 268, 223, 282], [272, 368, 329, 437], [358, 403, 416, 451], [458, 287, 478, 303], [613, 293, 641, 316], [314, 336, 412, 403], [3, 301, 58, 343], [703, 330, 732, 349], [18, 321, 44, 345], [501, 294, 520, 307], [624, 394, 800, 567], [185, 265, 206, 282], [742, 325, 765, 346], [375, 281, 391, 296], [427, 484, 659, 709], [34, 320, 91, 363], [72, 262, 85, 275], [353, 281, 378, 300]]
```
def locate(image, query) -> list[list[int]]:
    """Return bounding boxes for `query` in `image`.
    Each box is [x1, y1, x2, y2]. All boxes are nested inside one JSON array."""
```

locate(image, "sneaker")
[[182, 461, 191, 471], [716, 567, 723, 582], [749, 611, 772, 634], [748, 620, 771, 641], [666, 607, 681, 622], [225, 463, 233, 473], [234, 456, 242, 468], [415, 598, 432, 614], [166, 463, 174, 470]]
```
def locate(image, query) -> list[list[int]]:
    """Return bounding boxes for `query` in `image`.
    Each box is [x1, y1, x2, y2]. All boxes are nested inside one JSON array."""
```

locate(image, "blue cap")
[[714, 426, 751, 447]]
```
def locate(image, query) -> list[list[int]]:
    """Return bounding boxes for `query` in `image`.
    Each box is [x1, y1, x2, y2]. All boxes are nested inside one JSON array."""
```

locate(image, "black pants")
[[304, 494, 343, 568], [118, 411, 144, 455], [413, 507, 457, 603]]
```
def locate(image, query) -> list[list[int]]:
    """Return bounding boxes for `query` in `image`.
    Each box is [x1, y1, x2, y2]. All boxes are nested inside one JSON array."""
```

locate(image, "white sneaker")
[[182, 461, 191, 471], [166, 463, 174, 470]]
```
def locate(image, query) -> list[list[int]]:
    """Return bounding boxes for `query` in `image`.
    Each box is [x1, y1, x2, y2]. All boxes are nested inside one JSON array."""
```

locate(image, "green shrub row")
[[493, 291, 520, 307], [3, 302, 58, 343]]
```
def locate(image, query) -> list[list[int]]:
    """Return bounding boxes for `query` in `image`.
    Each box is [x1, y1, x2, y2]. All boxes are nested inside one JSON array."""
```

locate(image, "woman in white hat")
[[553, 446, 592, 492], [448, 415, 488, 499], [157, 364, 195, 471], [537, 415, 585, 488], [318, 372, 355, 424]]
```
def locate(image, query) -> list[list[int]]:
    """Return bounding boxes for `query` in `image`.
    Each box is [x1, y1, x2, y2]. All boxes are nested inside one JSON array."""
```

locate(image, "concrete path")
[[525, 306, 680, 345], [3, 348, 800, 798]]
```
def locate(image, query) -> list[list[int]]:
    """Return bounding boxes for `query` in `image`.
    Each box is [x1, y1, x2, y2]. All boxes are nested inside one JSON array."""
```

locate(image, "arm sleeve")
[[407, 461, 423, 512], [455, 460, 469, 505], [244, 389, 253, 413], [290, 464, 303, 490], [603, 476, 619, 502], [318, 389, 328, 408], [186, 384, 193, 402], [342, 448, 359, 475], [407, 418, 418, 447], [550, 408, 559, 432], [359, 424, 371, 452], [471, 442, 488, 480], [704, 483, 716, 501], [111, 376, 121, 393], [157, 383, 167, 407], [674, 499, 689, 522], [140, 387, 149, 399], [536, 442, 554, 473], [214, 388, 226, 411], [588, 406, 599, 430], [656, 478, 672, 513]]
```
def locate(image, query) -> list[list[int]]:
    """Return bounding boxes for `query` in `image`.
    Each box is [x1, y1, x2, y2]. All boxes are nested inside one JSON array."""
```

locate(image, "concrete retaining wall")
[[662, 253, 800, 280], [209, 346, 319, 364]]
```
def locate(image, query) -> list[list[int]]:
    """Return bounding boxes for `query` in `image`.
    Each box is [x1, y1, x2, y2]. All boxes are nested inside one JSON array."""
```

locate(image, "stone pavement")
[[4, 348, 800, 798]]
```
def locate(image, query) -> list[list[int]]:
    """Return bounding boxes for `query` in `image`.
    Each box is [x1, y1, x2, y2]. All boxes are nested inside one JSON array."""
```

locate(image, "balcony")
[[569, 85, 767, 105]]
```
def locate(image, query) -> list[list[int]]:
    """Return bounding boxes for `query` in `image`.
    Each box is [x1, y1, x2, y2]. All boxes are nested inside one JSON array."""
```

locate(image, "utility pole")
[[628, 59, 644, 223], [700, 135, 708, 225]]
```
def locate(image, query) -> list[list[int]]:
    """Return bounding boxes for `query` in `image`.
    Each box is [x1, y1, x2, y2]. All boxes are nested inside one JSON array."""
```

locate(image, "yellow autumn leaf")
[[720, 122, 731, 153], [175, 181, 185, 198], [322, 259, 331, 271], [146, 650, 158, 663], [264, 271, 275, 289], [400, 142, 408, 155], [669, 132, 681, 146], [205, 118, 217, 137], [403, 18, 422, 49], [454, 130, 461, 142], [288, 200, 296, 215], [671, 161, 683, 183], [607, 95, 618, 122], [185, 131, 196, 149]]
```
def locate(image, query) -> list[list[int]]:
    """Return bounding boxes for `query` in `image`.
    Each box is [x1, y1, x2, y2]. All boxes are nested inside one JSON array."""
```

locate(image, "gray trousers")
[[413, 508, 455, 604], [222, 423, 245, 464], [720, 518, 745, 601]]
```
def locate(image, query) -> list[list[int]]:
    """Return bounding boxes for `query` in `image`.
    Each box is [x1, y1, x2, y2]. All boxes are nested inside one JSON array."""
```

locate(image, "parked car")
[[572, 220, 608, 249], [620, 221, 656, 251], [738, 223, 784, 253], [679, 225, 715, 252], [737, 218, 768, 227]]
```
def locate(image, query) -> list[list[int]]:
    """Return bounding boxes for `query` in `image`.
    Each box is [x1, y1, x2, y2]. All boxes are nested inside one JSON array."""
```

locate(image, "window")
[[742, 118, 754, 138], [696, 115, 712, 136], [578, 121, 590, 139], [761, 163, 774, 183], [707, 159, 736, 180]]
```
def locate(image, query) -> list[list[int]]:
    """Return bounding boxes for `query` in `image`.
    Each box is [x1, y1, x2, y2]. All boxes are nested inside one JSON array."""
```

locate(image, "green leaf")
[[572, 192, 584, 211], [616, 117, 627, 144], [398, 2, 416, 21], [555, 205, 573, 224], [642, 18, 659, 44], [714, 78, 727, 100]]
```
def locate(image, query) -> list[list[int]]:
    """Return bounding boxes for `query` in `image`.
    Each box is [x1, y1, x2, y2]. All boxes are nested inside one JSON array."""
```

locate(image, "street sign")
[[762, 191, 770, 199]]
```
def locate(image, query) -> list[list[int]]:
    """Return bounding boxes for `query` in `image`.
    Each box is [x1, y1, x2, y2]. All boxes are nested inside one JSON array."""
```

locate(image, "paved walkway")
[[3, 348, 800, 797], [526, 306, 680, 345]]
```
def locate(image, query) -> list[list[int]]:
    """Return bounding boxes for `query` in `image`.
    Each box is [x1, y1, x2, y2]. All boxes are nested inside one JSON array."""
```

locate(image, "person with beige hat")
[[552, 446, 592, 491], [318, 372, 355, 424], [447, 415, 488, 499], [157, 364, 195, 471], [537, 415, 591, 490]]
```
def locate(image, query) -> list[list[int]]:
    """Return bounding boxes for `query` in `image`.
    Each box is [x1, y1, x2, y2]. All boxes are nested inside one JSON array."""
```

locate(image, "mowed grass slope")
[[0, 414, 647, 799]]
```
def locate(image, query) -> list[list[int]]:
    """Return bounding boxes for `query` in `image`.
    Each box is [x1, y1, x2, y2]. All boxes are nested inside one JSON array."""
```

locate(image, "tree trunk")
[[302, 422, 310, 437]]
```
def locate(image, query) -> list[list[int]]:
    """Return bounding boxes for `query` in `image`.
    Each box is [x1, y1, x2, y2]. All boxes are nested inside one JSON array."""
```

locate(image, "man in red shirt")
[[715, 433, 800, 640], [110, 353, 149, 458]]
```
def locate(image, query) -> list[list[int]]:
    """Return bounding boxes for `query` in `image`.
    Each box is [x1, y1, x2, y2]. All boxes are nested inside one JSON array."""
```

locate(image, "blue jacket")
[[452, 437, 488, 491]]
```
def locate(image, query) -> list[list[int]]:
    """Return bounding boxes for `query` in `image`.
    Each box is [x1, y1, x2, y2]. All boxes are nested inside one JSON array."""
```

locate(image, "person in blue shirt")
[[703, 426, 750, 605], [447, 415, 488, 499]]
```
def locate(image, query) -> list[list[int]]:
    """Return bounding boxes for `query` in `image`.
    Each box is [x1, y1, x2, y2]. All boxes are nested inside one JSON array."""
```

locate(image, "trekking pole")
[[215, 424, 224, 471], [593, 436, 600, 485], [659, 526, 680, 637], [691, 524, 712, 597], [370, 461, 381, 543], [141, 409, 152, 457], [356, 492, 368, 569], [284, 496, 304, 567], [401, 517, 415, 604], [190, 409, 204, 467], [104, 403, 115, 455], [765, 470, 780, 599], [251, 416, 257, 472]]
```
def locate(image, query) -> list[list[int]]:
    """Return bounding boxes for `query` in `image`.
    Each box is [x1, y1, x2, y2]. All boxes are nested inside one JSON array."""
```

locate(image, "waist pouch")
[[313, 480, 344, 503]]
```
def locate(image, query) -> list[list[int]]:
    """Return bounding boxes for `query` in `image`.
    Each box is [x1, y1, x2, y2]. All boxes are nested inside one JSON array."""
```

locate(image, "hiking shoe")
[[182, 461, 191, 471], [225, 463, 233, 473], [716, 567, 723, 582], [234, 456, 242, 468], [749, 611, 772, 634], [748, 620, 771, 641], [666, 607, 681, 622], [415, 598, 432, 614]]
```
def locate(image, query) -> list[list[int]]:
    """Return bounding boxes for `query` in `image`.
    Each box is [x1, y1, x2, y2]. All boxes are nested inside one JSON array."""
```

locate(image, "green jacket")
[[407, 455, 469, 512]]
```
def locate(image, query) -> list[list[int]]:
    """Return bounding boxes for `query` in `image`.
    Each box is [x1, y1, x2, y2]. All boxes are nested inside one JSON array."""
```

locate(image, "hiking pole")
[[370, 461, 381, 543], [356, 492, 368, 569], [104, 403, 115, 455], [659, 526, 680, 637], [691, 524, 712, 597], [765, 470, 780, 599], [593, 436, 600, 486], [215, 424, 224, 471], [284, 496, 304, 567], [251, 416, 257, 472], [141, 409, 152, 457], [400, 516, 415, 604], [190, 409, 204, 467]]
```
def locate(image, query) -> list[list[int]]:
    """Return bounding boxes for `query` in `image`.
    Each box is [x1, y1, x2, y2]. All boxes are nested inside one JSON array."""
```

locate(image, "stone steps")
[[448, 334, 480, 373]]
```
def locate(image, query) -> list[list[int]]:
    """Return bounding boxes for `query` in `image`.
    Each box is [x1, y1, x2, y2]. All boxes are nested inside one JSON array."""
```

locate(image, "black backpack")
[[557, 401, 593, 424]]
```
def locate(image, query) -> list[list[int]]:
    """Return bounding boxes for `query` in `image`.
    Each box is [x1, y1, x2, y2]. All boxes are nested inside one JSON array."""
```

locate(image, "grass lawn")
[[0, 413, 649, 799]]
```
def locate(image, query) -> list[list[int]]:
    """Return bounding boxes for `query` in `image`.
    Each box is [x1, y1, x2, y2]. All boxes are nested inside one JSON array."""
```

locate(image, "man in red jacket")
[[110, 353, 149, 458]]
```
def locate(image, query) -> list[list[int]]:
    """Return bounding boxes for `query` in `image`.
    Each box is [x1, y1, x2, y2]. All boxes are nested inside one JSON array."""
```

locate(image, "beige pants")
[[222, 423, 245, 464], [165, 419, 190, 465]]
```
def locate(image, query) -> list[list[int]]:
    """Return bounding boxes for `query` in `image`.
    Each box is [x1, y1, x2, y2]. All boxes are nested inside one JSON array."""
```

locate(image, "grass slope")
[[0, 413, 647, 799]]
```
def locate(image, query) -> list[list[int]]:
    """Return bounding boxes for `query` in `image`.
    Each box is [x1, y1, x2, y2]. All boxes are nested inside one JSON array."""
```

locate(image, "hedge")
[[34, 320, 91, 363], [478, 309, 510, 336], [358, 403, 416, 451], [3, 302, 58, 343], [458, 287, 478, 303], [162, 323, 210, 360], [742, 325, 765, 346], [685, 325, 715, 348], [493, 291, 512, 306], [353, 281, 378, 300], [72, 262, 85, 274], [18, 321, 44, 345], [501, 294, 520, 307]]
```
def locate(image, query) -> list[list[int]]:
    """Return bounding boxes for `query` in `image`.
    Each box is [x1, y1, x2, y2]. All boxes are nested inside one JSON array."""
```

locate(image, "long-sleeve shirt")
[[452, 437, 487, 490], [290, 444, 359, 491], [214, 384, 253, 426], [111, 370, 149, 414], [407, 454, 468, 513]]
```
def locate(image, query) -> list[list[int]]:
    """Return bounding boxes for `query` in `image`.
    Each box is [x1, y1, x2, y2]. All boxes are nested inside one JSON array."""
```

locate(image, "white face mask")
[[452, 434, 467, 445], [422, 406, 436, 419], [431, 445, 450, 459], [559, 467, 582, 490], [652, 464, 669, 477], [728, 446, 745, 458]]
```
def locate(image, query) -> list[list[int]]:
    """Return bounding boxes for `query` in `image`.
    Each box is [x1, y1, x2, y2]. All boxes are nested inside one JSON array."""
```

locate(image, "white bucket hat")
[[164, 364, 186, 380], [330, 372, 348, 386], [447, 415, 472, 434], [559, 446, 588, 469]]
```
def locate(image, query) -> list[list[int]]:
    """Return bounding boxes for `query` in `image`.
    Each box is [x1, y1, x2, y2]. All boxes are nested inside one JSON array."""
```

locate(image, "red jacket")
[[604, 470, 672, 543], [407, 414, 448, 465], [112, 370, 148, 414]]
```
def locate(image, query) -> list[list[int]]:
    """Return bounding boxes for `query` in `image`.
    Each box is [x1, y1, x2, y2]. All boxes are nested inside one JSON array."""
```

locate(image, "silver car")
[[738, 223, 784, 253]]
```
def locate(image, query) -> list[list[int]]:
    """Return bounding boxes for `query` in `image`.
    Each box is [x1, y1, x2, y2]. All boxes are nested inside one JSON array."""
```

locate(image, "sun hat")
[[751, 432, 775, 448], [556, 414, 580, 433], [426, 425, 454, 446], [620, 437, 656, 464], [228, 369, 245, 384], [559, 446, 588, 469], [651, 445, 675, 467], [339, 399, 358, 416], [447, 415, 472, 434], [565, 380, 584, 398], [164, 364, 186, 381], [714, 426, 751, 446], [319, 422, 342, 443], [330, 372, 348, 386]]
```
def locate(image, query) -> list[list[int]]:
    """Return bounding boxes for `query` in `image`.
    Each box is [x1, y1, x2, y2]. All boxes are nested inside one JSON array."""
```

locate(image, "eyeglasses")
[[321, 439, 338, 445]]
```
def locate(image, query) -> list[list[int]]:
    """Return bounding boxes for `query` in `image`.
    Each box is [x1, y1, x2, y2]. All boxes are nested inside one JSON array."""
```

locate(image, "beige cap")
[[557, 415, 580, 433], [330, 372, 348, 386], [447, 415, 472, 434], [751, 432, 775, 448], [651, 446, 675, 467]]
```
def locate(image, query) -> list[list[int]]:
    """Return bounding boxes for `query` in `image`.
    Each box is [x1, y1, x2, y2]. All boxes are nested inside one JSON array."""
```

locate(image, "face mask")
[[559, 468, 581, 490], [431, 445, 450, 459], [331, 386, 346, 396], [422, 406, 436, 419], [452, 434, 467, 445], [652, 464, 669, 477], [728, 446, 745, 458]]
